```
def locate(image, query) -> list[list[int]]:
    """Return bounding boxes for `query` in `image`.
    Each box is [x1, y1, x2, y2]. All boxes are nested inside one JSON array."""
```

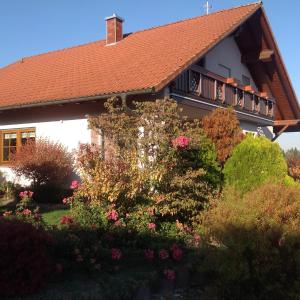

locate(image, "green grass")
[[42, 209, 69, 226]]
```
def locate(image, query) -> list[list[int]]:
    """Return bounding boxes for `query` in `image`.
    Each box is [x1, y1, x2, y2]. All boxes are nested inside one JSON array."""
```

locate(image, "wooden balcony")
[[171, 65, 275, 119]]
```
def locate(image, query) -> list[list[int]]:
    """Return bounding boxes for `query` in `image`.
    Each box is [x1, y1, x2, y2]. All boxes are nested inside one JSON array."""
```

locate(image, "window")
[[218, 64, 231, 78], [242, 75, 251, 86], [0, 128, 36, 163]]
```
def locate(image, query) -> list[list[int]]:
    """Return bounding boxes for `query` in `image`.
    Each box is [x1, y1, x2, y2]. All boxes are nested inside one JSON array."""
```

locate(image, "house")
[[0, 2, 299, 181]]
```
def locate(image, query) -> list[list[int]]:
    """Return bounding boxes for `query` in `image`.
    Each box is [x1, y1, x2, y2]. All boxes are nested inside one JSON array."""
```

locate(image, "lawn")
[[42, 209, 69, 226]]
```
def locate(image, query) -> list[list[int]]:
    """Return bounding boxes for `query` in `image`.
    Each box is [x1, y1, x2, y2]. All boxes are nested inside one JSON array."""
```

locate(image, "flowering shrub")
[[202, 183, 300, 299], [16, 190, 34, 211], [0, 219, 53, 297], [75, 97, 221, 224]]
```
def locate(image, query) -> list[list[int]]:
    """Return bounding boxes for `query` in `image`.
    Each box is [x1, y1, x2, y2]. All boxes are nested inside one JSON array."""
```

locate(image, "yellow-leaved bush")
[[201, 183, 300, 299]]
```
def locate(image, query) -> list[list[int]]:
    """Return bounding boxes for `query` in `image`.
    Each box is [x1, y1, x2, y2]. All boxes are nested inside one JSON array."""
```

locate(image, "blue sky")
[[0, 0, 299, 149]]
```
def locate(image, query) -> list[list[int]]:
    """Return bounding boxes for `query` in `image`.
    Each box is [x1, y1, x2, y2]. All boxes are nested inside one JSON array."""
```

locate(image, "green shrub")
[[202, 183, 300, 299], [223, 135, 287, 194], [71, 199, 108, 229]]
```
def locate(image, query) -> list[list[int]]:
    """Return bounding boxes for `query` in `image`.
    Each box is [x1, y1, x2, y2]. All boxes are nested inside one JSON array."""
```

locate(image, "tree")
[[202, 108, 244, 165]]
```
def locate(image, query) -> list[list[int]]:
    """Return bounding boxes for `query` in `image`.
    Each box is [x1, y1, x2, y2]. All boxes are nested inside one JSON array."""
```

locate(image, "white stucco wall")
[[240, 121, 274, 139], [204, 36, 258, 91], [0, 118, 90, 183]]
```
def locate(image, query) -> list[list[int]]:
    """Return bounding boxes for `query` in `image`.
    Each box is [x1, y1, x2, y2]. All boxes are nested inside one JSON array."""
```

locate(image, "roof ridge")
[[2, 2, 262, 67], [132, 1, 262, 36]]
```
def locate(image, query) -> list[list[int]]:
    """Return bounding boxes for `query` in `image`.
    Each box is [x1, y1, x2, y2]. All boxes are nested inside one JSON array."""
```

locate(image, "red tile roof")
[[0, 3, 262, 108]]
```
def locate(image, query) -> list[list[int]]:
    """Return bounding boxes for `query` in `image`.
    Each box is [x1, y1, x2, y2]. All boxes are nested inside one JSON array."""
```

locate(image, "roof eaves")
[[260, 6, 300, 119], [153, 3, 262, 93], [0, 87, 155, 111]]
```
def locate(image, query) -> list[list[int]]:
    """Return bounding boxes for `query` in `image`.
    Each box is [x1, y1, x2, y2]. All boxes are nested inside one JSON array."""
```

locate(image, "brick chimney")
[[105, 14, 124, 45]]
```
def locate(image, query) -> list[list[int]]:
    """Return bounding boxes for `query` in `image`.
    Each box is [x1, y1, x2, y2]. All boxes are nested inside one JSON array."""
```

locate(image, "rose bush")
[[0, 219, 53, 297]]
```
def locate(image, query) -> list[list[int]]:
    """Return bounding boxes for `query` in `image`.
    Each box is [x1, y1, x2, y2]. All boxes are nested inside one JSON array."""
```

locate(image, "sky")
[[0, 0, 299, 150]]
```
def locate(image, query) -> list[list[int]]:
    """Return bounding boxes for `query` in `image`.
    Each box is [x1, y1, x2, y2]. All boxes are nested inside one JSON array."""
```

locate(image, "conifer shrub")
[[202, 183, 300, 299], [223, 135, 288, 194], [0, 219, 53, 297], [202, 108, 244, 165]]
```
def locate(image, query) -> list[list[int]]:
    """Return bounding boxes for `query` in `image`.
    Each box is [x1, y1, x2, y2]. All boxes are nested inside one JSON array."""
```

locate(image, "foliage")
[[16, 190, 34, 211], [223, 135, 288, 194], [202, 183, 300, 299], [76, 97, 221, 223], [285, 148, 300, 182], [11, 138, 74, 188], [71, 199, 108, 229], [0, 218, 53, 297], [202, 108, 244, 165]]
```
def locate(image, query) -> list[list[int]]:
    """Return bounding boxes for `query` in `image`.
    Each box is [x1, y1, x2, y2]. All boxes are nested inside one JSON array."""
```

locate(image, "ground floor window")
[[0, 128, 36, 164]]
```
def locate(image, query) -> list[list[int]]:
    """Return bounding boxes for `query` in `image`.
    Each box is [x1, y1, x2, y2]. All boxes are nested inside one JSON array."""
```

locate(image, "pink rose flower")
[[172, 136, 191, 150], [159, 249, 169, 260], [144, 249, 155, 260], [171, 244, 183, 261], [70, 180, 79, 190], [111, 248, 122, 260], [28, 191, 34, 197], [60, 215, 74, 225], [194, 234, 201, 246], [114, 220, 122, 227], [148, 223, 156, 230], [164, 269, 176, 281], [22, 209, 32, 216], [3, 211, 13, 217], [107, 209, 119, 221]]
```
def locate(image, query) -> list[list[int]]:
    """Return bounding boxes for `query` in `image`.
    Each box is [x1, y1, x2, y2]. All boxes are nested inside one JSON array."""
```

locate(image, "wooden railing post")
[[199, 74, 202, 96], [214, 80, 217, 100]]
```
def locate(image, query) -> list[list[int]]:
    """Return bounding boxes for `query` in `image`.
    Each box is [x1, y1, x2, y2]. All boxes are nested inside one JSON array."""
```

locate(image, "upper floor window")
[[242, 75, 251, 86], [218, 64, 231, 78], [1, 128, 36, 163]]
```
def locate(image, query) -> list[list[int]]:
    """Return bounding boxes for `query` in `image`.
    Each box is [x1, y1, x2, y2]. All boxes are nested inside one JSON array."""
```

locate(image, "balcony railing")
[[171, 65, 275, 118]]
